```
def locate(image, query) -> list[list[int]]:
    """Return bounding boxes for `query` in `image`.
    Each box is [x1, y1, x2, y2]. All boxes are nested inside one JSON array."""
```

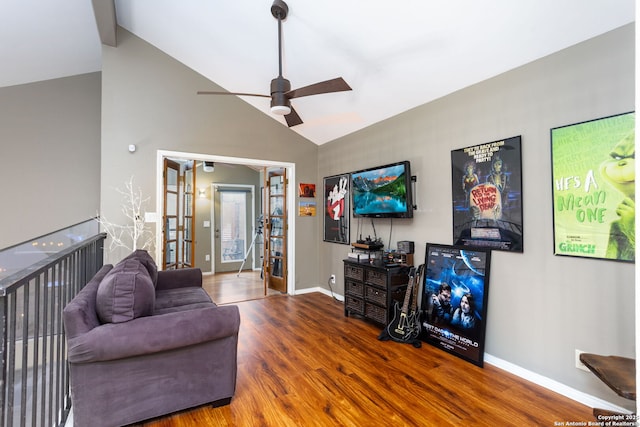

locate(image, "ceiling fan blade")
[[197, 91, 271, 98], [284, 105, 303, 127], [286, 77, 352, 99]]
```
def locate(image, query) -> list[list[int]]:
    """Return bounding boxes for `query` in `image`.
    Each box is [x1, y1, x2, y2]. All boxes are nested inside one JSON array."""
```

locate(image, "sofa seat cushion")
[[154, 287, 216, 315], [96, 259, 155, 324]]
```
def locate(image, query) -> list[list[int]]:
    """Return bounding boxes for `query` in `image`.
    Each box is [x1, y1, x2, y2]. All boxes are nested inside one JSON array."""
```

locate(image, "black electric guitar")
[[385, 266, 420, 343]]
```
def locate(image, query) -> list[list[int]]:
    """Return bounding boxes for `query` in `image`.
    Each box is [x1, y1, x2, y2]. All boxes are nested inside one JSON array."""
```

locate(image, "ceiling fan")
[[197, 0, 352, 127]]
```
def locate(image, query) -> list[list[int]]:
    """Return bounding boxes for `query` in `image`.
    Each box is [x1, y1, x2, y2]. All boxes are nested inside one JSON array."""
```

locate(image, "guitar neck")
[[409, 265, 422, 312], [400, 267, 417, 314]]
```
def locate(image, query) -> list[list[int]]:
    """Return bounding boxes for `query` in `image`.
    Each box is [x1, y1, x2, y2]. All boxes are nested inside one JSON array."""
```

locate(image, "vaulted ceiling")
[[1, 0, 635, 145]]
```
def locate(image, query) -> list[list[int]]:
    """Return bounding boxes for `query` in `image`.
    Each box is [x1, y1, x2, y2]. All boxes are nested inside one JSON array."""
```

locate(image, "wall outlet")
[[330, 274, 336, 284], [205, 254, 210, 262], [575, 349, 590, 372]]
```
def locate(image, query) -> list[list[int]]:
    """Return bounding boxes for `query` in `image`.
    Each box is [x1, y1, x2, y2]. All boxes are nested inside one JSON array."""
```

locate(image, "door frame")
[[155, 150, 296, 295]]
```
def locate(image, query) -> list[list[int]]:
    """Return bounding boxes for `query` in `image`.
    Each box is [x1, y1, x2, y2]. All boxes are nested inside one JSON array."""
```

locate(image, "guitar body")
[[385, 301, 420, 342], [381, 266, 421, 344]]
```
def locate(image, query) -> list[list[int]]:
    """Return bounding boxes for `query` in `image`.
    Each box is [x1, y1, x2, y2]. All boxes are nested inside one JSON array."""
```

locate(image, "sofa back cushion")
[[63, 264, 114, 338], [122, 249, 158, 287], [96, 259, 155, 324]]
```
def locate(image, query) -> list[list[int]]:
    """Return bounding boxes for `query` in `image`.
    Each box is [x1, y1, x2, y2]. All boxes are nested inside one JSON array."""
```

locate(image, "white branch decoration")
[[97, 176, 154, 253]]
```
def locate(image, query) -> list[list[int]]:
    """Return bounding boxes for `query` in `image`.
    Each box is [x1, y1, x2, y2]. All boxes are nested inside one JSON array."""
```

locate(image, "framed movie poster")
[[299, 183, 316, 198], [298, 200, 316, 216], [551, 112, 635, 262], [451, 136, 523, 252], [323, 174, 350, 244], [420, 243, 491, 367]]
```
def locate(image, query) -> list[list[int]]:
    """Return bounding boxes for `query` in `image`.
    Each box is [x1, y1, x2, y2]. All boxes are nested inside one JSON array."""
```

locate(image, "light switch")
[[144, 212, 157, 223], [203, 220, 210, 228]]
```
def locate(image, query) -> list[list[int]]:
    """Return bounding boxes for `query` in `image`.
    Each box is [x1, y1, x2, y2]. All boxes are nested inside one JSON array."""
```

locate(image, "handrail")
[[0, 233, 107, 296], [0, 233, 106, 427]]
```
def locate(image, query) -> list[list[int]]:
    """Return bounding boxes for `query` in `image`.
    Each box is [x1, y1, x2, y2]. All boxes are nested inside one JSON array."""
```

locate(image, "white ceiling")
[[1, 0, 635, 145]]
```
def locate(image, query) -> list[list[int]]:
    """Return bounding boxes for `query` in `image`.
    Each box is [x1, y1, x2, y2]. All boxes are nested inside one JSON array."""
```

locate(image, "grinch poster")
[[551, 112, 635, 262]]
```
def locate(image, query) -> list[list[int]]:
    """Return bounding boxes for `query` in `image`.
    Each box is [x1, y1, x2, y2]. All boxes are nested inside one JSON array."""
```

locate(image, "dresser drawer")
[[365, 303, 387, 325], [364, 269, 386, 287], [345, 279, 364, 297], [345, 264, 364, 281], [365, 285, 387, 306], [346, 295, 364, 315]]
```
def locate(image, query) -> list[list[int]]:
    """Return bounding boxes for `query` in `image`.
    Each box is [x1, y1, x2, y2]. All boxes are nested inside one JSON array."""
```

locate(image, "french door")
[[162, 158, 196, 270], [182, 162, 196, 267], [163, 159, 180, 269], [264, 168, 287, 293]]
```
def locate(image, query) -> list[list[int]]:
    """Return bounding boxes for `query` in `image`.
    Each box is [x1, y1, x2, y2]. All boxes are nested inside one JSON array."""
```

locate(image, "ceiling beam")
[[91, 0, 117, 47]]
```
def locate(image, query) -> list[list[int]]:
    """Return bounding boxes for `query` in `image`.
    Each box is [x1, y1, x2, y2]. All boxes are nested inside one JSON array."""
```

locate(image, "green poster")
[[551, 112, 635, 262]]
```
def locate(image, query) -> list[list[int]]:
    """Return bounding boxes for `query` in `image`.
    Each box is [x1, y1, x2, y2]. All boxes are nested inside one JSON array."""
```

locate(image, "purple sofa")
[[63, 250, 240, 427]]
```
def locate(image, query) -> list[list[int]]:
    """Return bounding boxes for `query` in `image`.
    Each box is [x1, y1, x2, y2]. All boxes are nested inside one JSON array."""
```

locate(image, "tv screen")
[[351, 161, 414, 218]]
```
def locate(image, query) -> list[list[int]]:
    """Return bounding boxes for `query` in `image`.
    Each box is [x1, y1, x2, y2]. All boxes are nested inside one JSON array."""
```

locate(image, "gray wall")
[[100, 28, 320, 289], [319, 24, 635, 408], [0, 73, 102, 249]]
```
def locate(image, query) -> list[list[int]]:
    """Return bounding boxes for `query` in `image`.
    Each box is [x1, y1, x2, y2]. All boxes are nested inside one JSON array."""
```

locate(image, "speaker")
[[397, 241, 414, 254], [203, 161, 214, 172]]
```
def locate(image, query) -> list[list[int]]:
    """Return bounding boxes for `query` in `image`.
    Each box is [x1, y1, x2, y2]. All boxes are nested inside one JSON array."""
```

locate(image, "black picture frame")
[[323, 174, 350, 244], [551, 112, 635, 262], [451, 136, 523, 252], [420, 243, 492, 367]]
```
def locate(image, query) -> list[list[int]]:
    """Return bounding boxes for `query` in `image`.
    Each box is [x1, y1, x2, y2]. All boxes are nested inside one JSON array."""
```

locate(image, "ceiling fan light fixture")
[[271, 105, 291, 115], [197, 0, 351, 128]]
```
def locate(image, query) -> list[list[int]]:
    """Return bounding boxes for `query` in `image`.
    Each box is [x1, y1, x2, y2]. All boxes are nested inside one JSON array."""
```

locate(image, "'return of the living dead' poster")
[[551, 112, 635, 262], [451, 136, 523, 252]]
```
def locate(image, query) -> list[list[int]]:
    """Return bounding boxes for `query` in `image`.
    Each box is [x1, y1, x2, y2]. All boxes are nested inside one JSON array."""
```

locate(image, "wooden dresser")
[[343, 259, 409, 327]]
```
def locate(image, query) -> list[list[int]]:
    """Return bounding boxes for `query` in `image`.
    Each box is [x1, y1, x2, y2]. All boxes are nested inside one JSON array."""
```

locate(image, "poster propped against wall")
[[551, 112, 635, 262], [451, 136, 523, 252], [420, 243, 491, 367], [323, 174, 350, 244]]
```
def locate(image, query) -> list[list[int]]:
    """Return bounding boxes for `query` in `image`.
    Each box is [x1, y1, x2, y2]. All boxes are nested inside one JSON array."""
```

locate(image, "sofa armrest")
[[156, 268, 203, 290], [67, 305, 240, 363]]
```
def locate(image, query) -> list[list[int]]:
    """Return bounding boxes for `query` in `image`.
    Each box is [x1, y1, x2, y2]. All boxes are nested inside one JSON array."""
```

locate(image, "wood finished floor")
[[136, 292, 594, 426], [201, 270, 281, 305]]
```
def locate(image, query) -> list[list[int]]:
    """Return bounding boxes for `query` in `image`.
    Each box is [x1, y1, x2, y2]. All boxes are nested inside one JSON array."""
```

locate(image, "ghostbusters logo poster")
[[451, 136, 523, 252], [323, 174, 350, 244], [551, 112, 635, 262]]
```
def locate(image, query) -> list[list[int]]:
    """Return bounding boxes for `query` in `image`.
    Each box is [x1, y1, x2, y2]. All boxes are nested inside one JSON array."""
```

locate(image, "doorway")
[[211, 183, 256, 274], [156, 150, 296, 298]]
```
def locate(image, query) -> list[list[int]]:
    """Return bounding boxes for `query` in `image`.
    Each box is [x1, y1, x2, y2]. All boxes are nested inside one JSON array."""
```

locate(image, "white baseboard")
[[295, 286, 344, 301], [296, 288, 631, 414], [484, 354, 632, 414]]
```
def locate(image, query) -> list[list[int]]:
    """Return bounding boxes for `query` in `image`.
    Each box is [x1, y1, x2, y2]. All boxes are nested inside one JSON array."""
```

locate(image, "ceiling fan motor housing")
[[270, 77, 291, 110]]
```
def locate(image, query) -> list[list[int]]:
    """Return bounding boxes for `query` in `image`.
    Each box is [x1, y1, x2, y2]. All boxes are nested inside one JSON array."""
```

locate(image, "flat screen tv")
[[351, 161, 414, 218]]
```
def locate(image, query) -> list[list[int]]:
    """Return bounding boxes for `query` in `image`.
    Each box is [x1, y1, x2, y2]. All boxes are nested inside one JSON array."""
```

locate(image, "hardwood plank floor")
[[202, 270, 281, 305], [137, 292, 594, 426]]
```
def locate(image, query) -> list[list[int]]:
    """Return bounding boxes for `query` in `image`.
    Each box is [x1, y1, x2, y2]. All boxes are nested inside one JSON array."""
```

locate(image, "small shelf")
[[579, 353, 635, 420], [579, 353, 635, 401]]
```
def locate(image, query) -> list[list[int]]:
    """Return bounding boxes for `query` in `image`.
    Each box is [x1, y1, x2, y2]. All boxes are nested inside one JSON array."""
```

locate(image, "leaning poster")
[[420, 243, 491, 367], [551, 112, 635, 262], [451, 136, 523, 252]]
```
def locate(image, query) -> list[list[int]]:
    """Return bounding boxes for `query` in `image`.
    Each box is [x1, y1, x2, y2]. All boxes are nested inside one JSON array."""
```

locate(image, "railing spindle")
[[0, 233, 105, 426]]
